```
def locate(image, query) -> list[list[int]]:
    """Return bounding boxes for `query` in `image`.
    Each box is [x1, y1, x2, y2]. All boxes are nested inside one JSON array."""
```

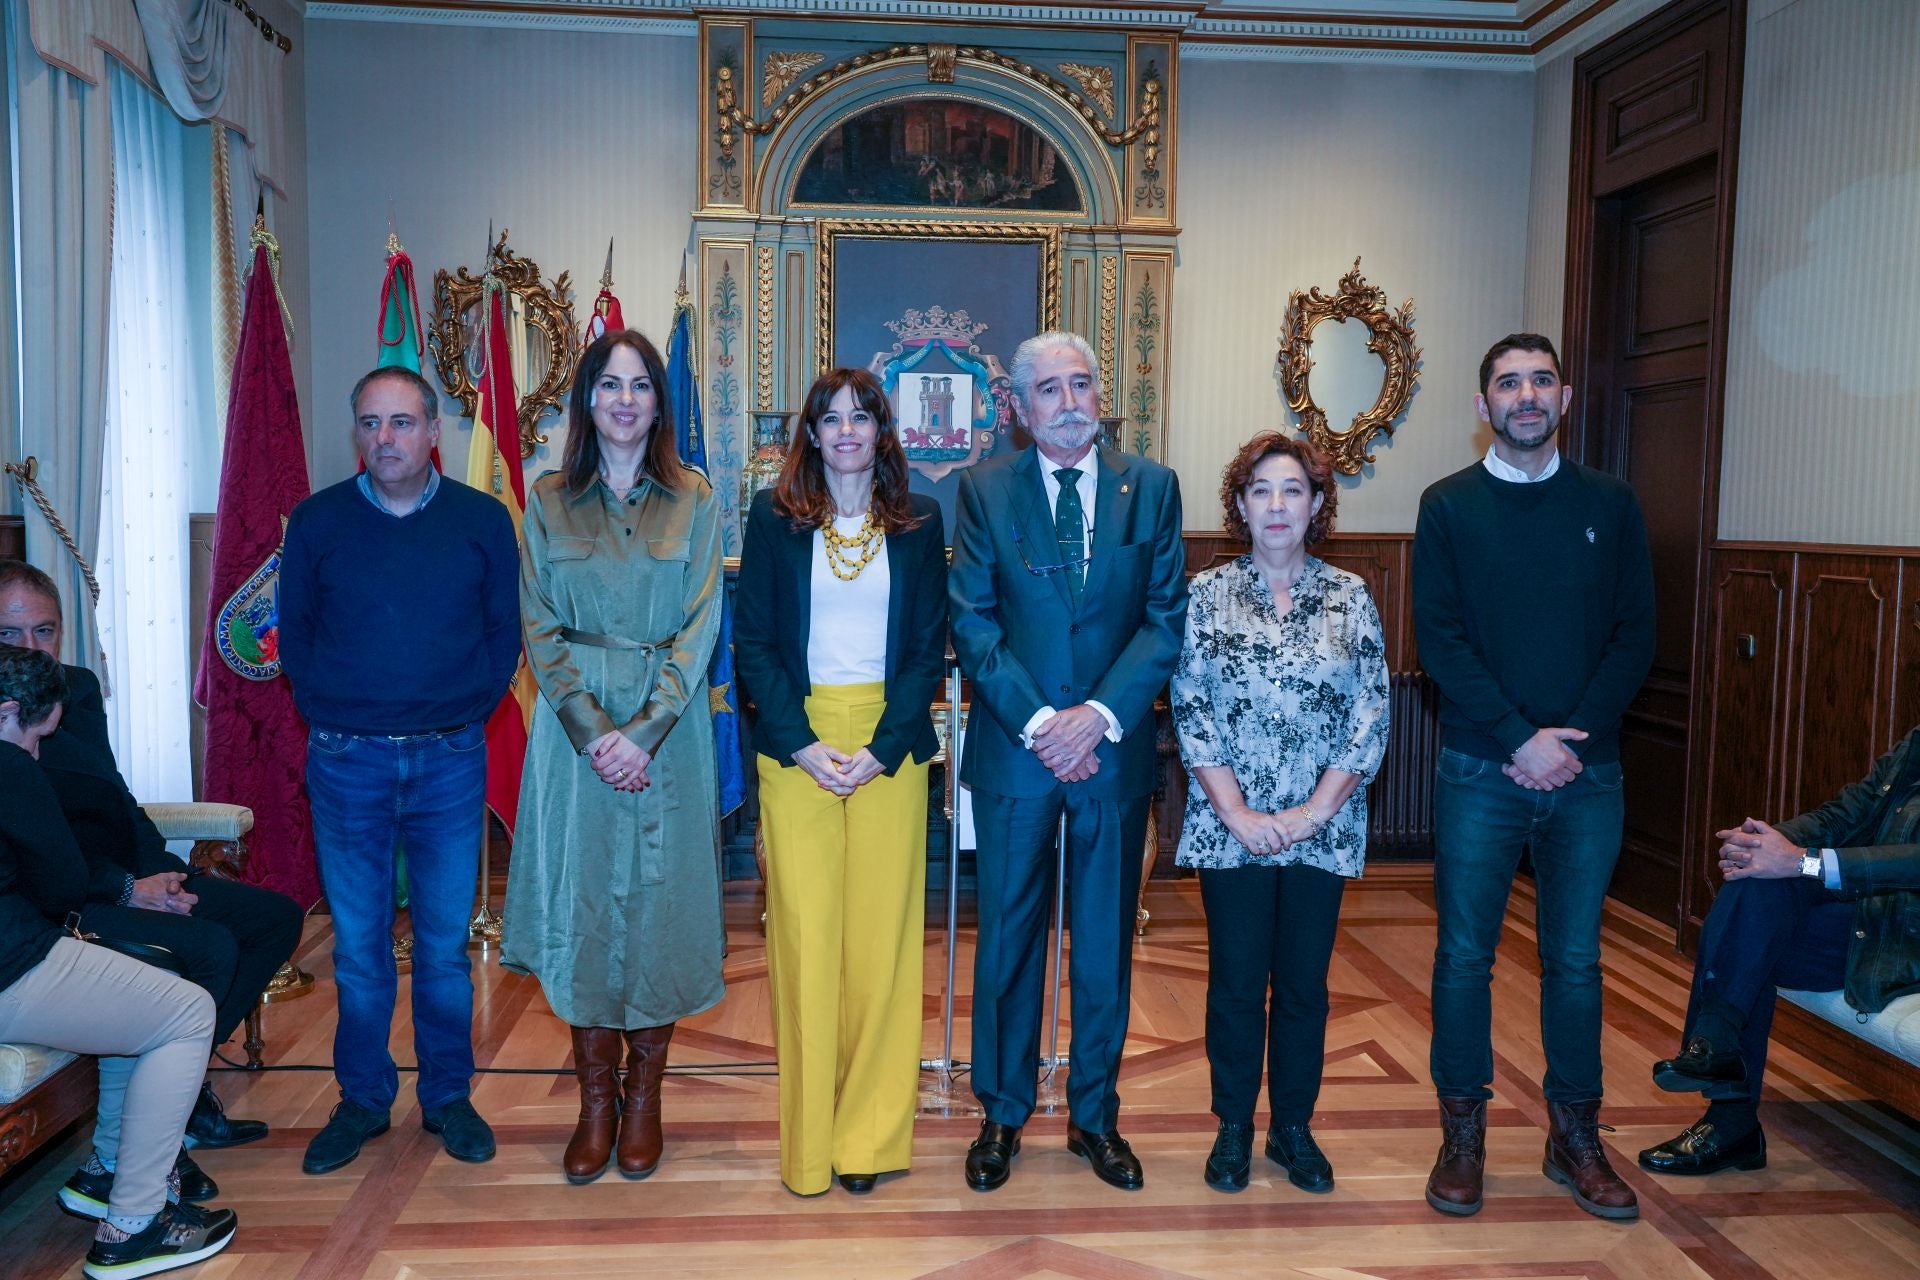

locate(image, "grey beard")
[[1031, 410, 1099, 452]]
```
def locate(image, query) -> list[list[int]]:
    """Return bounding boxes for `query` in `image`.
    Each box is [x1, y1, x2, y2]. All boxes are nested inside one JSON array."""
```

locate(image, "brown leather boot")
[[1425, 1097, 1487, 1216], [1543, 1098, 1639, 1220], [617, 1023, 675, 1178], [563, 1026, 624, 1184]]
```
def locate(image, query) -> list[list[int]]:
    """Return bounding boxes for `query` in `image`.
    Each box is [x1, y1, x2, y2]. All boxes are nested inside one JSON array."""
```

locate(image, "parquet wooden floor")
[[3, 865, 1916, 1278]]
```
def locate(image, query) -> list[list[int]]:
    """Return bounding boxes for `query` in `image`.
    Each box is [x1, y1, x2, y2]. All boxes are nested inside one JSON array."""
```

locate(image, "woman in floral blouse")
[[1171, 431, 1389, 1196]]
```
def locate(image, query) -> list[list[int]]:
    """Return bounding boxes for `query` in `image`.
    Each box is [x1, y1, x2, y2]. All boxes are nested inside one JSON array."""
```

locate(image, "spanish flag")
[[469, 279, 532, 835]]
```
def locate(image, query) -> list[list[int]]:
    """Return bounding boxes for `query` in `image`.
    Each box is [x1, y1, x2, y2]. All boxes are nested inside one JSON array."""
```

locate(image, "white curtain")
[[97, 62, 199, 802], [131, 0, 228, 123]]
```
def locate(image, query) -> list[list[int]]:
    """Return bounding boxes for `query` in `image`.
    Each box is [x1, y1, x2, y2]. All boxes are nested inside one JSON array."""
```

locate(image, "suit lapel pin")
[[1120, 484, 1130, 494]]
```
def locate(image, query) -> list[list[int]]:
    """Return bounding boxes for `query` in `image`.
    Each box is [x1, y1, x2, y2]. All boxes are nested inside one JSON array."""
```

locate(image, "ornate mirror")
[[1276, 258, 1420, 475], [429, 229, 581, 458]]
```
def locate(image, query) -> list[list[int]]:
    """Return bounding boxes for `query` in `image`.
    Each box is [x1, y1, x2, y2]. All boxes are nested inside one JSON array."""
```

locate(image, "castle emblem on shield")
[[868, 306, 1014, 482]]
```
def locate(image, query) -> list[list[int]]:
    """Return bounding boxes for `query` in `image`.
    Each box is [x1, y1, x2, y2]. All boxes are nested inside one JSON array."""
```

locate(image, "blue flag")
[[668, 281, 745, 816]]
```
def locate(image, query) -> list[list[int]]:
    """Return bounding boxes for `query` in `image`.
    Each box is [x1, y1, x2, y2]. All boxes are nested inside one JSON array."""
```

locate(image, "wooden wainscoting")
[[0, 514, 21, 560]]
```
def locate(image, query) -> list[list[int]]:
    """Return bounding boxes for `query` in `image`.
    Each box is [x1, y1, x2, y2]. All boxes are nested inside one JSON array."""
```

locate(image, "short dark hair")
[[0, 643, 67, 728], [564, 330, 682, 496], [1220, 432, 1337, 545], [0, 560, 61, 617], [349, 366, 441, 423], [1478, 333, 1562, 397]]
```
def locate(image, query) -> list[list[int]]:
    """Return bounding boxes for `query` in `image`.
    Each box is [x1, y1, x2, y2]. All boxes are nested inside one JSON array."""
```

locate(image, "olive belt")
[[559, 627, 671, 653]]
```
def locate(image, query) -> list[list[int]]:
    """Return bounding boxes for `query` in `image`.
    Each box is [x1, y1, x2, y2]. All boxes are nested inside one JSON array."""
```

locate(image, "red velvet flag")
[[193, 229, 319, 907]]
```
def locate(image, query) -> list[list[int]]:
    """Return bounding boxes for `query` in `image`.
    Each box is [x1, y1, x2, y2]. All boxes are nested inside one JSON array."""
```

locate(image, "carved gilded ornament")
[[429, 229, 580, 459], [1057, 61, 1116, 118], [713, 43, 1161, 180], [1276, 258, 1421, 476], [755, 246, 775, 411], [762, 51, 825, 107], [1098, 256, 1118, 407], [927, 43, 957, 83]]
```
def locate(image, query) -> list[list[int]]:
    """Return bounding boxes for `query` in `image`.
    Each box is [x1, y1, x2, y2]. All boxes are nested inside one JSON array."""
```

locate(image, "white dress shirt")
[[1021, 442, 1122, 747], [1482, 445, 1561, 483]]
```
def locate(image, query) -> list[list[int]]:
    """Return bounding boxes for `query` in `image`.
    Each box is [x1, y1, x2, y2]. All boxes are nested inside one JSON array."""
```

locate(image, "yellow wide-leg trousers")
[[757, 682, 927, 1194]]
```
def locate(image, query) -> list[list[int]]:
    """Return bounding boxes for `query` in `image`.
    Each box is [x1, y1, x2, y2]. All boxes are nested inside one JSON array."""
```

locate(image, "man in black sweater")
[[278, 366, 520, 1176], [1412, 334, 1655, 1222]]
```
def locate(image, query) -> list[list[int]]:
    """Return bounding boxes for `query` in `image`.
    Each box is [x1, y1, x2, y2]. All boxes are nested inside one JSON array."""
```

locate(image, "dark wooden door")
[[1565, 0, 1744, 926]]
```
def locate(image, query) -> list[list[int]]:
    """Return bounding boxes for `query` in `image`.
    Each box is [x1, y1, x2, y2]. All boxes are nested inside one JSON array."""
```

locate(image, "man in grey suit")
[[949, 331, 1188, 1191]]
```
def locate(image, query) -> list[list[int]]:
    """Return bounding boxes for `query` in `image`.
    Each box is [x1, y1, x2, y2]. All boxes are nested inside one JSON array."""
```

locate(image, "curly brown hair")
[[1219, 432, 1336, 545]]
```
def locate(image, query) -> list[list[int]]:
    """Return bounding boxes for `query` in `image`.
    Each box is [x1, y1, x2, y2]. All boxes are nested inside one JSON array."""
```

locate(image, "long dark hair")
[[563, 330, 681, 496], [771, 368, 926, 534]]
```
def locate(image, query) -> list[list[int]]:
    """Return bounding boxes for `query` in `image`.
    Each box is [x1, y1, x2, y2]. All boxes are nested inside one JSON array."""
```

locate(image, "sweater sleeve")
[[277, 502, 317, 689], [1566, 486, 1657, 750], [1411, 488, 1535, 754]]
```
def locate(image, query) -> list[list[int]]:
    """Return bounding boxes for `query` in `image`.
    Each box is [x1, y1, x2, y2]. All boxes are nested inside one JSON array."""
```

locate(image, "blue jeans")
[[1429, 747, 1624, 1103], [307, 722, 487, 1112]]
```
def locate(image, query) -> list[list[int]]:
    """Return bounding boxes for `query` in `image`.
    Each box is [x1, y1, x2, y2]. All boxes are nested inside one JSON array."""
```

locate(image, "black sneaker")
[[1203, 1121, 1255, 1191], [421, 1098, 496, 1163], [59, 1151, 217, 1221], [82, 1201, 237, 1279], [184, 1081, 268, 1149], [302, 1100, 391, 1175]]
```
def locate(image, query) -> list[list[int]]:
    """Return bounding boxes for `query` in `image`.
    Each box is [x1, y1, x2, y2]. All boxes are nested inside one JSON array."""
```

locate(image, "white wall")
[[1168, 56, 1535, 532], [304, 19, 697, 489], [1717, 0, 1920, 546]]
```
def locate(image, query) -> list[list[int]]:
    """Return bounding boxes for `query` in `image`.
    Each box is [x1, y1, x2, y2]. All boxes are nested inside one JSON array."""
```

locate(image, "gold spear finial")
[[600, 238, 615, 291]]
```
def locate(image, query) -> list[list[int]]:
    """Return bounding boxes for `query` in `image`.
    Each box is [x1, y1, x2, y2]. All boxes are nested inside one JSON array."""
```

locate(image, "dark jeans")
[[79, 874, 303, 1045], [1199, 862, 1347, 1128], [1683, 875, 1851, 1114], [1430, 748, 1624, 1103], [307, 722, 487, 1113]]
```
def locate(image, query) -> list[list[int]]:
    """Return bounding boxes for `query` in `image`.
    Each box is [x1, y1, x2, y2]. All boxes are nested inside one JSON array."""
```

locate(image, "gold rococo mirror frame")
[[1276, 257, 1420, 476], [429, 229, 580, 459]]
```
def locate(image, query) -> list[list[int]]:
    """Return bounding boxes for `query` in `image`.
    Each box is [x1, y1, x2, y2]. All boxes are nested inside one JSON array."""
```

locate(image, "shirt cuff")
[[1020, 706, 1057, 750], [1821, 847, 1842, 891], [1086, 700, 1123, 743]]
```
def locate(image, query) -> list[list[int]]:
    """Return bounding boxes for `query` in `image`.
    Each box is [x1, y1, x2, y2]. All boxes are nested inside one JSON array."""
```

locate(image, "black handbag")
[[63, 913, 192, 978]]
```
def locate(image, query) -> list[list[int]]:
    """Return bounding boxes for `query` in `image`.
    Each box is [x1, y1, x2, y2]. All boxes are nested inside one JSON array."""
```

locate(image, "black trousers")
[[79, 873, 304, 1047], [1198, 862, 1347, 1128]]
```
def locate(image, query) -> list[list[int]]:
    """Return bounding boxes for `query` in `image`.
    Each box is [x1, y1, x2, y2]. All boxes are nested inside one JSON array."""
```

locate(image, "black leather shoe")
[[1638, 1120, 1766, 1176], [185, 1081, 268, 1150], [837, 1172, 877, 1194], [422, 1098, 496, 1163], [965, 1121, 1021, 1191], [1203, 1122, 1254, 1191], [1066, 1123, 1144, 1190], [174, 1149, 219, 1202], [302, 1100, 391, 1175], [1653, 1038, 1747, 1095], [1266, 1123, 1334, 1193]]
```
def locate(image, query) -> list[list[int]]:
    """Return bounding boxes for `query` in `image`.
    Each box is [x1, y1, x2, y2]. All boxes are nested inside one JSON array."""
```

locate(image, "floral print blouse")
[[1171, 554, 1390, 877]]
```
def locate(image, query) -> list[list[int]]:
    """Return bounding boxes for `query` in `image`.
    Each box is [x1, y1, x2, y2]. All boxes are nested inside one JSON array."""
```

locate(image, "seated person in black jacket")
[[1640, 723, 1920, 1176], [0, 559, 303, 1149], [0, 644, 240, 1279]]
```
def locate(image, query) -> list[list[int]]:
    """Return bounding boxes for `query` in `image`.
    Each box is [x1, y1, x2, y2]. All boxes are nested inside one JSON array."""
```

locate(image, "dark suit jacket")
[[0, 740, 88, 993], [38, 664, 187, 902], [734, 489, 949, 774], [948, 444, 1187, 800]]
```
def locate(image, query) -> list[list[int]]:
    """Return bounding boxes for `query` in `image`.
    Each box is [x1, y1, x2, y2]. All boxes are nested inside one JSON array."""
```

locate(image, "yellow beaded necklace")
[[821, 510, 883, 580]]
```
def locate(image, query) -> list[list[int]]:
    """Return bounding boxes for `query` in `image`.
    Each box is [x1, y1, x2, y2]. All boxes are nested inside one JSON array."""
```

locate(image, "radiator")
[[1367, 671, 1440, 857]]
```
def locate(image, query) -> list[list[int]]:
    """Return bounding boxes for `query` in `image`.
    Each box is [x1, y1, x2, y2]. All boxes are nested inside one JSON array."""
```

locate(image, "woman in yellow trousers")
[[734, 368, 948, 1195]]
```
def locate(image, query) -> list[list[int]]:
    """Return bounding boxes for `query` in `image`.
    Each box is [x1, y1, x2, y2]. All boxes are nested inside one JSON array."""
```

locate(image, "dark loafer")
[[422, 1098, 497, 1163], [1653, 1038, 1747, 1096], [837, 1172, 877, 1194], [1066, 1123, 1144, 1190], [302, 1100, 391, 1175], [1638, 1120, 1766, 1176], [184, 1080, 268, 1149], [1203, 1121, 1254, 1192], [965, 1121, 1022, 1191], [1266, 1123, 1334, 1193]]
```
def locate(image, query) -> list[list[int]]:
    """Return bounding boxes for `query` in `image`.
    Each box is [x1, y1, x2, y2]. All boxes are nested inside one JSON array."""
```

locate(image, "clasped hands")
[[1715, 817, 1801, 881], [586, 730, 651, 793], [1221, 803, 1318, 855], [130, 871, 196, 915], [1501, 727, 1589, 792], [791, 741, 885, 797], [1030, 704, 1107, 783]]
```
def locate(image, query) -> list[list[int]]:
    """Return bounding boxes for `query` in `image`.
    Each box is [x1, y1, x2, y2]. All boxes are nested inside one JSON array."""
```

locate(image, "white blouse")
[[806, 514, 890, 686]]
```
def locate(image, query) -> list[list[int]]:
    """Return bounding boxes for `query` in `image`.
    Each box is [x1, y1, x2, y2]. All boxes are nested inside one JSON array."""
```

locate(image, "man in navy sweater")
[[1413, 334, 1655, 1222], [278, 366, 519, 1175]]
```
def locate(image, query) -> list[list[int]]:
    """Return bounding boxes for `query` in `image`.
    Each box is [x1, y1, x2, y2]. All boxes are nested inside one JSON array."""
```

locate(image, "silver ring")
[[617, 768, 629, 778]]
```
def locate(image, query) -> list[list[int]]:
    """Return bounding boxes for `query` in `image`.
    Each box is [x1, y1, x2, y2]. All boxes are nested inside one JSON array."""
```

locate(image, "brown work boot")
[[1425, 1097, 1487, 1216], [563, 1026, 624, 1184], [1543, 1098, 1639, 1220], [617, 1023, 675, 1178]]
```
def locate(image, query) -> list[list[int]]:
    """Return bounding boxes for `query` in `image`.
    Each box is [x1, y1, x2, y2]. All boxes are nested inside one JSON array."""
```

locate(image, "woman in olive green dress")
[[503, 329, 725, 1185]]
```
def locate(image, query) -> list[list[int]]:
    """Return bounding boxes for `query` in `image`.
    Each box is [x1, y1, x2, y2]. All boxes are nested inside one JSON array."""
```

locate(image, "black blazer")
[[0, 740, 88, 994], [37, 664, 187, 902], [734, 489, 948, 774]]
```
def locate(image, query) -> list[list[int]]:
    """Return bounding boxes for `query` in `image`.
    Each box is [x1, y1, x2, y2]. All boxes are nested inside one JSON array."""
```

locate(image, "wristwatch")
[[1799, 849, 1826, 879]]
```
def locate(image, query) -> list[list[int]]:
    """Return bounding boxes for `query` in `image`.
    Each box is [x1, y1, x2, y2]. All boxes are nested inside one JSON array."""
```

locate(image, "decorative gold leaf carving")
[[762, 51, 824, 107], [1058, 61, 1115, 118]]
